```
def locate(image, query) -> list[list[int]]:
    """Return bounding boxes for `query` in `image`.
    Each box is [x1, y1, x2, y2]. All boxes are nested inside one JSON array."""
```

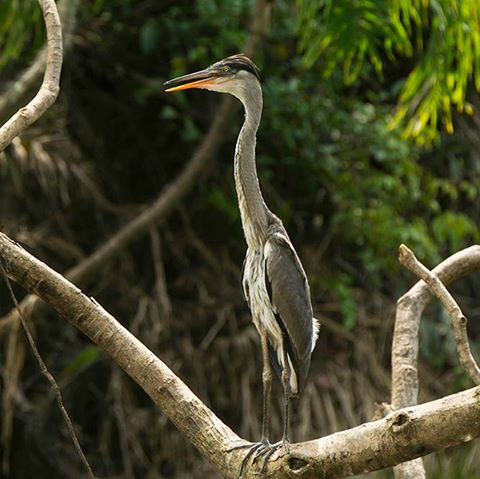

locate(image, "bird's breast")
[[242, 248, 282, 346]]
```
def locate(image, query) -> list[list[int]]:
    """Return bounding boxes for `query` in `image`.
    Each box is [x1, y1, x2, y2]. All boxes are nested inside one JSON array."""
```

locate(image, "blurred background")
[[1, 1, 480, 477]]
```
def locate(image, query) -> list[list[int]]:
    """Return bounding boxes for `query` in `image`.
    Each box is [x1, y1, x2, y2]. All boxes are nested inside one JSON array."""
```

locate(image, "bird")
[[164, 54, 319, 474]]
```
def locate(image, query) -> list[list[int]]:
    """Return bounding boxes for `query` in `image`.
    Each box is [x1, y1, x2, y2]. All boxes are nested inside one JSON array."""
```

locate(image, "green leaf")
[[59, 345, 99, 380], [296, 0, 480, 144]]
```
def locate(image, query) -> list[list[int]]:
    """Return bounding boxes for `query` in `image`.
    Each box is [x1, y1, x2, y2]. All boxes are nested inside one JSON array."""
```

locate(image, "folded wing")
[[264, 231, 316, 396]]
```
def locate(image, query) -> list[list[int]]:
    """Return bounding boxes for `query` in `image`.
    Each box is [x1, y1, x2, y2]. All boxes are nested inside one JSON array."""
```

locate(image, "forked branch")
[[391, 244, 480, 479], [399, 244, 480, 385]]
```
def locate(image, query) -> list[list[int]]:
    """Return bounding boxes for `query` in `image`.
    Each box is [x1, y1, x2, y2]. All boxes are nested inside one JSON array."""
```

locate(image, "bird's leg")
[[260, 331, 273, 443], [254, 348, 292, 473], [229, 330, 277, 477], [281, 348, 292, 451]]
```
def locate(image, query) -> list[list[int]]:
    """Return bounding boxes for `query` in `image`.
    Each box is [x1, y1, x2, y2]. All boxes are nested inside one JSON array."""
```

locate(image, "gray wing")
[[264, 231, 314, 395]]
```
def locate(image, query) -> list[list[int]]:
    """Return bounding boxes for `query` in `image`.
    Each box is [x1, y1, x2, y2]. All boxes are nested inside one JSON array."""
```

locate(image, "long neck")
[[234, 83, 268, 251]]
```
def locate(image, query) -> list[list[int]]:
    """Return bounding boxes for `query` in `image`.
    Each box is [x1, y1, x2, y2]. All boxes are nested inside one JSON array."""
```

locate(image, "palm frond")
[[296, 0, 480, 143]]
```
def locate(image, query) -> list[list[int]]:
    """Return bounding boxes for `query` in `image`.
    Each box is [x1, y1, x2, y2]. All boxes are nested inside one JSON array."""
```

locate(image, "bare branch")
[[1, 232, 480, 478], [0, 232, 243, 476], [391, 244, 480, 478], [0, 1, 64, 474], [399, 244, 480, 385], [0, 0, 79, 124], [0, 0, 63, 152]]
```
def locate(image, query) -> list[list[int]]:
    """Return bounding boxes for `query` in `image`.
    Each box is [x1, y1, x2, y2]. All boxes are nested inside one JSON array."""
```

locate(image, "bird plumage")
[[212, 53, 261, 80], [164, 54, 320, 471]]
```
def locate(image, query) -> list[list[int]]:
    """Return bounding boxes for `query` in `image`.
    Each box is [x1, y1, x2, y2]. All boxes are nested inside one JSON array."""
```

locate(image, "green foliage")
[[160, 0, 253, 72], [296, 0, 480, 144], [59, 345, 99, 380], [261, 71, 478, 283], [325, 273, 357, 329], [0, 0, 43, 69]]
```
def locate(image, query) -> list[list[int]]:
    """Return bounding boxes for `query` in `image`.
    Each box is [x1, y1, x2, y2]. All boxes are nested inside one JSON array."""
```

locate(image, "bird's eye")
[[223, 66, 231, 73]]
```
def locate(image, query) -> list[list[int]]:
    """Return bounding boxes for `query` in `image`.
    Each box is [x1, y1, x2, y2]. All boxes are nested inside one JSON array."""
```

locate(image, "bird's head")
[[164, 54, 261, 102]]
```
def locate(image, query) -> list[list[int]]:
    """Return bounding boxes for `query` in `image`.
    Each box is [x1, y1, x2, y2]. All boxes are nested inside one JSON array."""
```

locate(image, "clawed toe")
[[231, 440, 287, 476], [256, 441, 283, 473]]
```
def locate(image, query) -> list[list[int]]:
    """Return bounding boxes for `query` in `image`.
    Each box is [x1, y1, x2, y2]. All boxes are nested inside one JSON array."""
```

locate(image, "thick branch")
[[399, 244, 480, 385], [275, 386, 480, 479], [0, 232, 242, 475], [2, 233, 480, 478], [0, 0, 63, 152], [391, 245, 480, 479]]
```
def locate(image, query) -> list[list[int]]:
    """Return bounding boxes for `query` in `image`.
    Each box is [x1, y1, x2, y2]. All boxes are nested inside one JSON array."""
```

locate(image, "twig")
[[0, 0, 63, 152], [0, 259, 95, 478], [399, 244, 480, 385], [150, 228, 172, 318], [110, 368, 135, 478]]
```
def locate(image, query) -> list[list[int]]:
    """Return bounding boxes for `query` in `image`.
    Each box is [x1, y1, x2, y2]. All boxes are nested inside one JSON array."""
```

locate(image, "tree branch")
[[1, 232, 480, 478], [0, 232, 243, 475], [399, 244, 480, 385], [0, 1, 63, 474], [0, 0, 63, 152], [0, 0, 78, 125], [391, 244, 480, 479]]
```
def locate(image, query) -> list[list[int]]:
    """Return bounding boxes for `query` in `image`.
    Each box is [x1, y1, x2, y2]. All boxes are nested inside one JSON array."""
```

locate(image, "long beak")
[[164, 69, 216, 92]]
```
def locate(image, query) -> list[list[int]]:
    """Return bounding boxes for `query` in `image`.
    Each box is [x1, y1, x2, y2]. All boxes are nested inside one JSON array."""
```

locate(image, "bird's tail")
[[311, 317, 320, 352]]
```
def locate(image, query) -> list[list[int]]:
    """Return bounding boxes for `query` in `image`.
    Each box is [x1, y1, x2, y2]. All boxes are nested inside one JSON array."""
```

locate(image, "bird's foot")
[[229, 439, 287, 476], [253, 440, 285, 474]]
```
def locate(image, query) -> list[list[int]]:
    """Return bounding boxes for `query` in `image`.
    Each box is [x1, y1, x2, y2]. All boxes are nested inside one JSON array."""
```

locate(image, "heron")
[[164, 54, 319, 474]]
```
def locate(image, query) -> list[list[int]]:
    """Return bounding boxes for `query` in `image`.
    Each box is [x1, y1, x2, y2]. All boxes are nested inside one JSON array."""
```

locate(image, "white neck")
[[232, 79, 268, 250]]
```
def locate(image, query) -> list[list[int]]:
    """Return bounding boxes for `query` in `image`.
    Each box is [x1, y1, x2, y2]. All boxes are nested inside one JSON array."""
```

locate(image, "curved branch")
[[391, 244, 480, 478], [0, 2, 63, 473], [0, 0, 63, 152], [0, 0, 79, 124], [399, 244, 480, 384], [1, 232, 480, 478]]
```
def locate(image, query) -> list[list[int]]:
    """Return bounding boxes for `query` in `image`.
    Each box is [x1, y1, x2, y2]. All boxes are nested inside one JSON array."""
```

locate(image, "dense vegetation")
[[1, 1, 479, 477]]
